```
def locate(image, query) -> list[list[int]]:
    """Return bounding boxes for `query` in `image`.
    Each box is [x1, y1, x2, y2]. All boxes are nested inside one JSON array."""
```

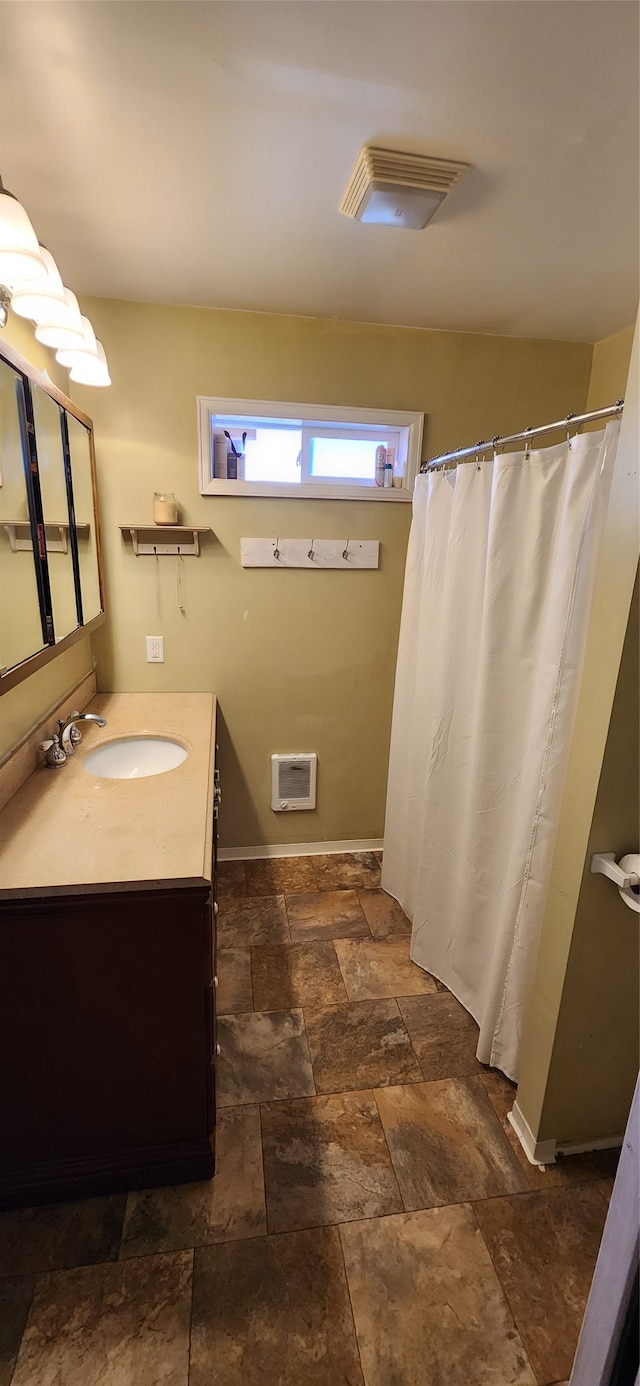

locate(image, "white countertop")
[[0, 692, 216, 899]]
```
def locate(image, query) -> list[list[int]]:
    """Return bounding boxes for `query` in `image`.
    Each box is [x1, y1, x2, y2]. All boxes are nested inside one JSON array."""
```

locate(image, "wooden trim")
[[202, 479, 414, 501], [0, 612, 105, 695], [197, 394, 423, 500], [0, 337, 93, 427]]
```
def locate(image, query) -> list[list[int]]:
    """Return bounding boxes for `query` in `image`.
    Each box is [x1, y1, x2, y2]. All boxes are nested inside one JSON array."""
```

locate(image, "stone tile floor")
[[1, 851, 617, 1385]]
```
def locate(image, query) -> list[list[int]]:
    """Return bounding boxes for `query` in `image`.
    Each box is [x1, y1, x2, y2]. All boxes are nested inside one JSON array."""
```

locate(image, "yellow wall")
[[539, 574, 639, 1142], [72, 296, 592, 848], [535, 324, 639, 1142], [517, 318, 639, 1144], [586, 324, 636, 412], [0, 311, 94, 764]]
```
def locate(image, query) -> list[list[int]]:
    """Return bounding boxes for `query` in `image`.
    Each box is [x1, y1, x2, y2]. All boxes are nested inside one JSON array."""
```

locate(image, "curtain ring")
[[342, 539, 350, 561], [308, 539, 315, 561], [491, 435, 501, 461], [565, 412, 577, 448], [524, 427, 533, 459], [273, 538, 280, 561]]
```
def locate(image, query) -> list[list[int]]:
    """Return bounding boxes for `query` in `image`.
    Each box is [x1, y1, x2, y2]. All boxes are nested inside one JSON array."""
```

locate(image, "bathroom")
[[0, 2, 638, 1383]]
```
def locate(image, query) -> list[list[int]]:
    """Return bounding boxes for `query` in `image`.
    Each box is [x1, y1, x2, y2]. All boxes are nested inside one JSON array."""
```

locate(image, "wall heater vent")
[[271, 754, 317, 811]]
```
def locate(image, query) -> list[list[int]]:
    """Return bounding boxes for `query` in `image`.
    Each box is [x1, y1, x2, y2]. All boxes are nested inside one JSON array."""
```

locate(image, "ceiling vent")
[[339, 146, 469, 231]]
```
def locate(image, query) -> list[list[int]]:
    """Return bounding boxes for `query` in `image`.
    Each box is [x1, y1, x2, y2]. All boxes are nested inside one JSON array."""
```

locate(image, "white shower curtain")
[[382, 422, 620, 1080]]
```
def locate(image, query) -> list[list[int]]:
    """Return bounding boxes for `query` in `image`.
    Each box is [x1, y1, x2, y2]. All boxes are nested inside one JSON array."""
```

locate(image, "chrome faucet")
[[57, 711, 107, 756], [40, 712, 107, 768]]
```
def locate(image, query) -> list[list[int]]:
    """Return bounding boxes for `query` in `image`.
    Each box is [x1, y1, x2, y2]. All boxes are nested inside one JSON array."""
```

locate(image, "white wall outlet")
[[146, 635, 165, 663]]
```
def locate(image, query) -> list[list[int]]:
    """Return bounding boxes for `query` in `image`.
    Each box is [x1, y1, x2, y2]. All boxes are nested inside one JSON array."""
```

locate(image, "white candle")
[[153, 494, 178, 525]]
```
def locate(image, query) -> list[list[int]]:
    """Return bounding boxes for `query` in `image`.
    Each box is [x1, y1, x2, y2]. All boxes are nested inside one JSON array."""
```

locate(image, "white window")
[[197, 397, 423, 500]]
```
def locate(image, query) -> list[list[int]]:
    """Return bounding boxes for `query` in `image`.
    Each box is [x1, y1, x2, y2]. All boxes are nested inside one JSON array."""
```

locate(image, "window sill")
[[200, 479, 413, 501]]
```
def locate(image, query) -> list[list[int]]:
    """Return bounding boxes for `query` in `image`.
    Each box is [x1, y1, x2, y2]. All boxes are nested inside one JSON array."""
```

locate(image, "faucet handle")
[[39, 735, 67, 767]]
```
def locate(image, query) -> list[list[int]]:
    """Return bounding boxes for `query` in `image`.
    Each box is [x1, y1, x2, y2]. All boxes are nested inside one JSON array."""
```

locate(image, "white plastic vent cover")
[[271, 754, 317, 811], [339, 146, 469, 230]]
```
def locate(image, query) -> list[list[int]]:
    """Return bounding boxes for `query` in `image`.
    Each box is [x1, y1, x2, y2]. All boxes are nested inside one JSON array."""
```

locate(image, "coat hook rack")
[[241, 538, 379, 569]]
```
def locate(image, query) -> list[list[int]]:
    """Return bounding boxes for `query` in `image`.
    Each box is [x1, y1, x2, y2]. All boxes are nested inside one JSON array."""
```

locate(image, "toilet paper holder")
[[590, 852, 639, 889]]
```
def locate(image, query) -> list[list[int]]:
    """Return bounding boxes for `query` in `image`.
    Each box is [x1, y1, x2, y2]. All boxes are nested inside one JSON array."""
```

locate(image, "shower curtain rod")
[[421, 398, 624, 472]]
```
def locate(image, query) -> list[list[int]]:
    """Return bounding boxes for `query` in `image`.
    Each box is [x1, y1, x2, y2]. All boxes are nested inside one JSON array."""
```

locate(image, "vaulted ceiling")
[[1, 0, 638, 341]]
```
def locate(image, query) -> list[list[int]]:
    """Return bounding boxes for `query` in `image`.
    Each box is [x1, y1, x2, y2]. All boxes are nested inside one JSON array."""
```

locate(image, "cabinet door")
[[0, 361, 47, 673], [66, 412, 102, 624], [31, 383, 79, 642]]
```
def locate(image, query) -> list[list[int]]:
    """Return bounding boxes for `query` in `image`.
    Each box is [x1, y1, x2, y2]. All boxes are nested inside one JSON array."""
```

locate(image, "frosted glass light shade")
[[35, 288, 86, 349], [0, 183, 47, 286], [11, 247, 66, 321], [55, 314, 99, 366], [69, 340, 111, 387]]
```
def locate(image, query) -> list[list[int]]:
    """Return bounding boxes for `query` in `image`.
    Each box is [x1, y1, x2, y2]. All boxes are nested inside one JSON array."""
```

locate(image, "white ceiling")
[[1, 1, 638, 341]]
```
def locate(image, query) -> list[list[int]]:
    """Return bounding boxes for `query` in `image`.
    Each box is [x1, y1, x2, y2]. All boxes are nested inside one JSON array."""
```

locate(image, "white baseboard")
[[508, 1102, 558, 1167], [508, 1099, 623, 1167], [218, 838, 383, 862]]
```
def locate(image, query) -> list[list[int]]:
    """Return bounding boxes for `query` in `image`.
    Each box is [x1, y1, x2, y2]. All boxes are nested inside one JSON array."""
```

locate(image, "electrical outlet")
[[146, 635, 165, 663]]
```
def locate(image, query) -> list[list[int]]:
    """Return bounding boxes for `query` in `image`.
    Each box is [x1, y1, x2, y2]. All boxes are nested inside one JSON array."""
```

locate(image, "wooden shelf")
[[119, 525, 212, 557], [2, 521, 89, 554]]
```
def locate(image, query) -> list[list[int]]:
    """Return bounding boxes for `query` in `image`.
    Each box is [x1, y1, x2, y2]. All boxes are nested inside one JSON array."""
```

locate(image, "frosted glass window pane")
[[244, 428, 301, 483], [309, 437, 384, 481]]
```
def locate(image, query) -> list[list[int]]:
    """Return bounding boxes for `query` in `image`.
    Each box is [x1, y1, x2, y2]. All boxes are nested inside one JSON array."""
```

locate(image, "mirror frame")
[[0, 339, 105, 695]]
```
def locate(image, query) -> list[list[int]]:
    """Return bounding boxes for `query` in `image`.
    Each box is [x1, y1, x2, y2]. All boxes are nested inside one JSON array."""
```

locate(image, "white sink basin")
[[83, 735, 188, 780]]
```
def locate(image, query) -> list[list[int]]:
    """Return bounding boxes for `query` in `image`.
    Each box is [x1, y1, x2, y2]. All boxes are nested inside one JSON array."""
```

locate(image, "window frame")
[[197, 397, 424, 500]]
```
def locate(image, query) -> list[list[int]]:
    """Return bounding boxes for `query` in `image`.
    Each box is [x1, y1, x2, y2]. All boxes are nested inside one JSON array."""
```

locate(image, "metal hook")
[[473, 440, 482, 470], [565, 412, 577, 448], [342, 539, 350, 561], [273, 538, 280, 561], [524, 427, 533, 459], [308, 539, 315, 561]]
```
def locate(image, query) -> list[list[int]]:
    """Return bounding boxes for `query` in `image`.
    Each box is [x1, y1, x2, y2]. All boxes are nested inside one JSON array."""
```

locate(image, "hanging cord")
[[154, 548, 161, 620], [177, 549, 185, 613]]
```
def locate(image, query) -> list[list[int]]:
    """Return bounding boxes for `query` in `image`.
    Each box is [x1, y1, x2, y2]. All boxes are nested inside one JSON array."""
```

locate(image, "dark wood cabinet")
[[0, 765, 219, 1209]]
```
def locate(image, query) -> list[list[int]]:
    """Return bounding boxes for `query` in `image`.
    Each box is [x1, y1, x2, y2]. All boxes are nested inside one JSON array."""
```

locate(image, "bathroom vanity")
[[0, 692, 219, 1207]]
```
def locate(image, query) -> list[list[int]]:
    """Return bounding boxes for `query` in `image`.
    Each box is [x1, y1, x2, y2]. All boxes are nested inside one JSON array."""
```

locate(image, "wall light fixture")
[[0, 173, 110, 387]]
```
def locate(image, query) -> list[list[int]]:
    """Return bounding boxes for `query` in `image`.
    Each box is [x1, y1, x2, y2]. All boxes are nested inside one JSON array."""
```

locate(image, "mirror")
[[31, 383, 79, 644], [67, 413, 102, 624], [0, 359, 47, 675], [0, 341, 105, 693]]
